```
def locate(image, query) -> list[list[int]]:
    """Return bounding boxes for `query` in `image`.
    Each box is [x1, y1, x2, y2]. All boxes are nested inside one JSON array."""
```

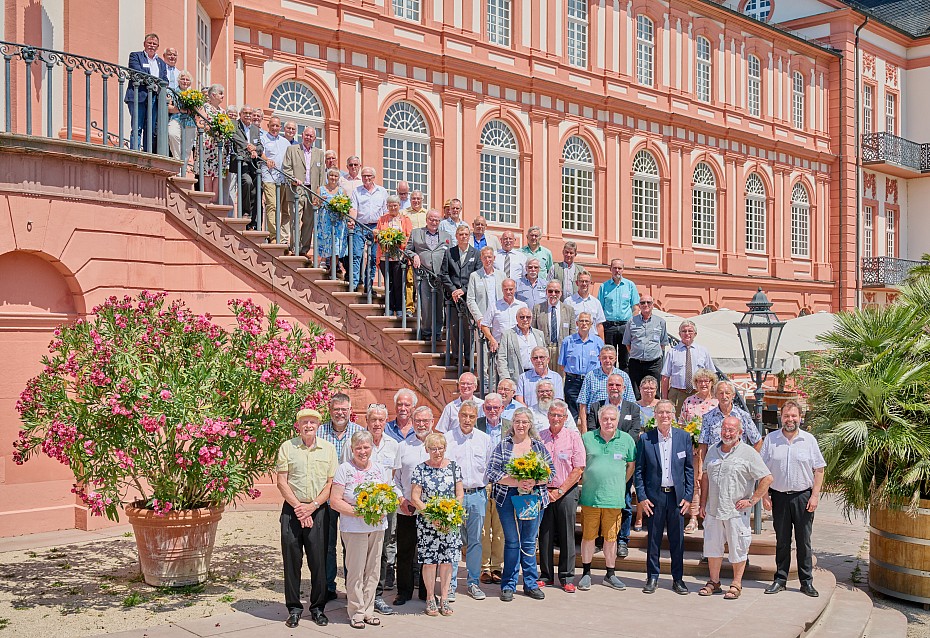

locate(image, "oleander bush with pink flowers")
[[13, 291, 359, 520]]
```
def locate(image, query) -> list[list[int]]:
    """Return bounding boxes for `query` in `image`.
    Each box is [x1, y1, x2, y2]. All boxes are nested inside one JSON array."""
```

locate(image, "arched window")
[[696, 37, 712, 103], [791, 183, 810, 258], [636, 15, 654, 86], [793, 70, 805, 129], [561, 136, 595, 234], [479, 120, 519, 225], [692, 163, 717, 247], [743, 0, 772, 22], [632, 150, 660, 240], [267, 80, 325, 145], [745, 173, 767, 252], [382, 101, 429, 199], [747, 55, 761, 117]]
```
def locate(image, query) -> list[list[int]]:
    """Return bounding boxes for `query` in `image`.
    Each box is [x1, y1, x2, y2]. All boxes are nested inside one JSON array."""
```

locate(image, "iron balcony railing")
[[861, 132, 930, 173], [861, 257, 930, 287]]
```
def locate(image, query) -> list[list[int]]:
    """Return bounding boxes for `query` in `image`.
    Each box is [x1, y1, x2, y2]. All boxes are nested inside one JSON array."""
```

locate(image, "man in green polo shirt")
[[577, 405, 637, 592], [277, 408, 338, 629]]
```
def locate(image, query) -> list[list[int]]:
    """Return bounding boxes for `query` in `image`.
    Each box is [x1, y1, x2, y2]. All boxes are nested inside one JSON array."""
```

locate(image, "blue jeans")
[[451, 488, 488, 590], [619, 486, 633, 544], [496, 487, 543, 592], [350, 227, 377, 291]]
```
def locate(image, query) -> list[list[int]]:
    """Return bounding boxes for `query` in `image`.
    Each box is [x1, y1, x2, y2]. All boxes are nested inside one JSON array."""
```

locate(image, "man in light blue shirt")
[[516, 347, 565, 408], [439, 197, 467, 236], [260, 117, 292, 244], [597, 258, 640, 372], [576, 345, 635, 433], [349, 167, 388, 292], [515, 259, 548, 309], [560, 312, 605, 418]]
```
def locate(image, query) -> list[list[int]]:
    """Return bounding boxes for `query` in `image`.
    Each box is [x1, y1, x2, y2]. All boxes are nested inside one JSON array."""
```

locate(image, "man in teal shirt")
[[520, 226, 553, 279], [597, 258, 640, 373], [577, 405, 637, 591]]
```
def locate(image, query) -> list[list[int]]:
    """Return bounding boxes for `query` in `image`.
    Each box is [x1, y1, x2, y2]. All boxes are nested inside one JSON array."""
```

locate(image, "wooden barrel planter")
[[869, 499, 930, 608]]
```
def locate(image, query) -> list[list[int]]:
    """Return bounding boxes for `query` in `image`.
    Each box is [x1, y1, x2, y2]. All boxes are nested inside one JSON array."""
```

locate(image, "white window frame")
[[696, 37, 712, 103], [267, 80, 326, 146], [862, 84, 873, 135], [196, 5, 211, 89], [792, 71, 805, 130], [636, 15, 654, 87], [561, 136, 595, 234], [790, 183, 810, 258], [692, 163, 717, 247], [863, 205, 873, 259], [745, 173, 767, 253], [748, 55, 761, 117], [479, 120, 520, 226], [382, 101, 430, 201], [632, 150, 660, 241], [566, 0, 588, 68], [886, 209, 896, 257], [743, 0, 772, 22], [487, 0, 511, 47], [393, 0, 420, 22], [885, 92, 896, 135]]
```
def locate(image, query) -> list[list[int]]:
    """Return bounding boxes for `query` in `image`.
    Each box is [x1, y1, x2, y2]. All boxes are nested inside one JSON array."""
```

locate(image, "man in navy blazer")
[[124, 33, 169, 152], [635, 399, 694, 595]]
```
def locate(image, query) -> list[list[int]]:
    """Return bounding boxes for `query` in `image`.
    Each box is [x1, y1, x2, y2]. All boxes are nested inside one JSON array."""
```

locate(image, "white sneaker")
[[467, 584, 486, 600]]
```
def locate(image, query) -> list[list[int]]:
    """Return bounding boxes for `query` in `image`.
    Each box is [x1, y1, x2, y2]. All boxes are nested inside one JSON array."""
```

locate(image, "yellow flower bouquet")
[[682, 415, 702, 446], [505, 451, 551, 483], [377, 227, 407, 258], [326, 193, 352, 219], [354, 481, 399, 526], [209, 111, 236, 140], [176, 88, 206, 110], [643, 417, 656, 432], [422, 496, 465, 533]]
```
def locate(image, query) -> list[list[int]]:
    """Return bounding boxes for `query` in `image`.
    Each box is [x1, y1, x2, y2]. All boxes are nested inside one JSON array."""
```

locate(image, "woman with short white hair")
[[166, 70, 197, 174]]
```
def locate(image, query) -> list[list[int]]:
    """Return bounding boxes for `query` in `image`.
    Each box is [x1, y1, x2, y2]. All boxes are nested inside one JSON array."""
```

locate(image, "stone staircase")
[[163, 176, 462, 410]]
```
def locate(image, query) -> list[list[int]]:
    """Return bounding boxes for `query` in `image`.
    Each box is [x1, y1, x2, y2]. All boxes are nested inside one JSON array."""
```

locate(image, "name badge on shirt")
[[708, 459, 723, 467], [677, 451, 687, 459], [654, 334, 662, 342], [558, 452, 569, 460], [613, 453, 623, 460], [624, 415, 631, 420], [563, 323, 570, 329]]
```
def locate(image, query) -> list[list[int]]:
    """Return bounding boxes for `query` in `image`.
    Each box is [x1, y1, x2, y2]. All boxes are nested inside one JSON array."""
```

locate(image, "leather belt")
[[660, 486, 674, 493]]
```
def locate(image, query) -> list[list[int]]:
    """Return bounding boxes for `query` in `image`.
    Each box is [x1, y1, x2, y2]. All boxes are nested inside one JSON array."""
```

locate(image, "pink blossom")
[[159, 389, 172, 400]]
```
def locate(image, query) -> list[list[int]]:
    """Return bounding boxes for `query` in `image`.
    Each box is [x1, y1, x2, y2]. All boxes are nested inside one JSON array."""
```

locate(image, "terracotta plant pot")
[[125, 502, 224, 587]]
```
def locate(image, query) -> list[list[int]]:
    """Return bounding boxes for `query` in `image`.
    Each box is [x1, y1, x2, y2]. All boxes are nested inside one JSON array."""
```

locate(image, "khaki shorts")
[[580, 506, 623, 542], [702, 512, 752, 563]]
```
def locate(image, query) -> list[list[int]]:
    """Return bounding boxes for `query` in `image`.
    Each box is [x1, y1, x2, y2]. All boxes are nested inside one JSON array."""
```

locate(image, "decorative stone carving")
[[862, 53, 875, 78], [863, 172, 876, 199], [885, 178, 898, 204], [885, 63, 898, 87]]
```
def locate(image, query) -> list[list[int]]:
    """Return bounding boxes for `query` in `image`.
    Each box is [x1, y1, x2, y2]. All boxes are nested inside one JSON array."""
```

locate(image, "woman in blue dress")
[[316, 168, 348, 271]]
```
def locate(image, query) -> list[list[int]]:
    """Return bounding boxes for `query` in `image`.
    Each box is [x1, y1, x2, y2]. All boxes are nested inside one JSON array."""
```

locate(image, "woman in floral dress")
[[677, 367, 719, 533], [316, 168, 349, 271], [193, 83, 230, 202]]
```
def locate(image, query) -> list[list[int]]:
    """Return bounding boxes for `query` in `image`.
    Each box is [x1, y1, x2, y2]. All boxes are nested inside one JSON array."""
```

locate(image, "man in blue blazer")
[[124, 33, 169, 152], [634, 399, 694, 594]]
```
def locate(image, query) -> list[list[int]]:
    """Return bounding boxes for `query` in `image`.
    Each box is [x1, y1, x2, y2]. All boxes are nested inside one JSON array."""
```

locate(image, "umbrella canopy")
[[682, 309, 800, 375], [778, 312, 836, 354]]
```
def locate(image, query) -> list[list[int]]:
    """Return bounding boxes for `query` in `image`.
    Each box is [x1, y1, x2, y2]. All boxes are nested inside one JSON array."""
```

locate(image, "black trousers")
[[628, 357, 663, 400], [538, 484, 580, 583], [281, 502, 329, 614], [379, 261, 406, 315], [603, 322, 629, 371], [376, 512, 397, 597], [645, 489, 685, 581], [564, 373, 584, 419], [771, 488, 815, 585], [395, 513, 419, 599]]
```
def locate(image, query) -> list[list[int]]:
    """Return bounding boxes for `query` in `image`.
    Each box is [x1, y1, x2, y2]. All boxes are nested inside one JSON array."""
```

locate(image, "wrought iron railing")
[[861, 132, 930, 173], [861, 256, 930, 287]]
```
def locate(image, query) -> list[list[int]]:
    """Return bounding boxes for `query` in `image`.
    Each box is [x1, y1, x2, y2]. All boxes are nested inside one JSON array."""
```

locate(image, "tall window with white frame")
[[745, 173, 767, 252], [479, 120, 519, 226], [696, 37, 712, 103], [790, 183, 810, 258], [632, 150, 660, 240], [692, 163, 716, 247], [196, 5, 211, 89], [487, 0, 511, 47], [561, 136, 595, 234], [393, 0, 420, 21], [566, 0, 588, 68], [863, 205, 873, 259], [747, 55, 761, 117], [743, 0, 773, 21], [792, 71, 805, 129], [636, 15, 654, 86], [862, 84, 873, 134], [886, 209, 896, 257], [268, 81, 326, 146], [885, 93, 896, 135], [382, 101, 429, 200]]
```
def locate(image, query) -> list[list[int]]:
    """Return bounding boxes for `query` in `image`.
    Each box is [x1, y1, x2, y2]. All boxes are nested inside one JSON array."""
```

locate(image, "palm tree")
[[804, 274, 930, 516], [905, 252, 930, 283]]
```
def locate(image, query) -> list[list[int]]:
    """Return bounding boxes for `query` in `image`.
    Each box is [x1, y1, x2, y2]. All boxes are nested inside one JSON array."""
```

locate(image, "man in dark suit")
[[124, 33, 168, 152], [439, 224, 480, 364], [282, 127, 325, 256], [532, 280, 576, 373], [407, 210, 452, 339], [634, 399, 694, 595], [230, 104, 264, 229]]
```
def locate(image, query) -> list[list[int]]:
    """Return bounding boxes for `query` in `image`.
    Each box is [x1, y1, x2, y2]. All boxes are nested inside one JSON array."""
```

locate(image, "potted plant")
[[13, 291, 358, 586], [801, 276, 930, 604]]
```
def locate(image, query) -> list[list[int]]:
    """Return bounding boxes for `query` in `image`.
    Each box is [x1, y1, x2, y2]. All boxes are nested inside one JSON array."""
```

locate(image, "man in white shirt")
[[163, 47, 179, 89], [494, 230, 527, 280], [531, 380, 578, 432], [396, 180, 412, 210], [479, 278, 527, 353], [445, 401, 494, 600], [349, 167, 388, 293], [436, 372, 485, 433], [515, 259, 548, 309], [340, 155, 363, 192], [516, 347, 565, 408], [260, 117, 292, 244], [467, 247, 505, 329], [565, 271, 606, 340], [661, 321, 716, 414]]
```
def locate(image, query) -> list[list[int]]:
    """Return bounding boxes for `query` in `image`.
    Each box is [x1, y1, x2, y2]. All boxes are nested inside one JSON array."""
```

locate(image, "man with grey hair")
[[283, 120, 298, 144], [520, 226, 553, 278], [163, 47, 179, 89], [231, 104, 263, 229], [282, 127, 324, 256], [386, 388, 419, 443], [439, 197, 467, 236], [476, 392, 507, 585], [661, 320, 715, 413], [516, 258, 548, 309], [349, 166, 388, 293], [532, 380, 578, 432], [597, 258, 640, 372], [260, 116, 292, 244], [340, 155, 362, 191], [470, 216, 501, 251], [495, 230, 527, 280], [324, 149, 338, 171], [516, 346, 564, 408], [436, 372, 485, 433], [549, 241, 588, 300], [395, 180, 411, 210]]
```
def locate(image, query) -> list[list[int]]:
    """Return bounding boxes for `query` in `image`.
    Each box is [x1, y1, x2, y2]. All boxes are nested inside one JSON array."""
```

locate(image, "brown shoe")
[[480, 572, 493, 585], [491, 570, 502, 584]]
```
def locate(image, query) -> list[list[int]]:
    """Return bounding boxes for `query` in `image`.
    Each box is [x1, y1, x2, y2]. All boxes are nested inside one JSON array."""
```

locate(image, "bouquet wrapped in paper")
[[353, 481, 399, 526], [422, 496, 465, 534]]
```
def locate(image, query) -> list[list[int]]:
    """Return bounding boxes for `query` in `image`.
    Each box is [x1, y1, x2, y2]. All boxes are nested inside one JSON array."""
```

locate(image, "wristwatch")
[[557, 488, 565, 496]]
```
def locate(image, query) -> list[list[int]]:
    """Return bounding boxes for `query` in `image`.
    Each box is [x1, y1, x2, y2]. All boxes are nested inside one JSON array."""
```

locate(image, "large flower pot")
[[869, 499, 930, 606], [125, 503, 224, 587]]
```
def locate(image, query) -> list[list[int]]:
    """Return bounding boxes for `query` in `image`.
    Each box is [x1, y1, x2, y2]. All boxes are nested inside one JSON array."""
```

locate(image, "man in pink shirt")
[[538, 400, 586, 592]]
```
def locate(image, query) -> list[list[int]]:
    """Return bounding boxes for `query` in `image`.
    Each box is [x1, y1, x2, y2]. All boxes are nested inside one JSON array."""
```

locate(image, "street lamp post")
[[734, 288, 785, 534]]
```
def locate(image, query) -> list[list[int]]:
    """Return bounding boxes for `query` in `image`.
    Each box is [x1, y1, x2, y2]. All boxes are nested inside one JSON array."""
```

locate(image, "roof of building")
[[840, 0, 930, 38]]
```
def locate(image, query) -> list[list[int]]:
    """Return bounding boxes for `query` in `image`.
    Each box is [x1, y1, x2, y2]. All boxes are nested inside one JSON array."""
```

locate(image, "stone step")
[[242, 230, 270, 243], [862, 607, 909, 638], [295, 267, 330, 281], [225, 218, 251, 232], [204, 203, 234, 217], [183, 188, 214, 204], [279, 255, 309, 268], [807, 585, 875, 638], [350, 303, 386, 314], [169, 175, 197, 190], [595, 527, 776, 554], [397, 339, 447, 353], [263, 243, 290, 258]]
